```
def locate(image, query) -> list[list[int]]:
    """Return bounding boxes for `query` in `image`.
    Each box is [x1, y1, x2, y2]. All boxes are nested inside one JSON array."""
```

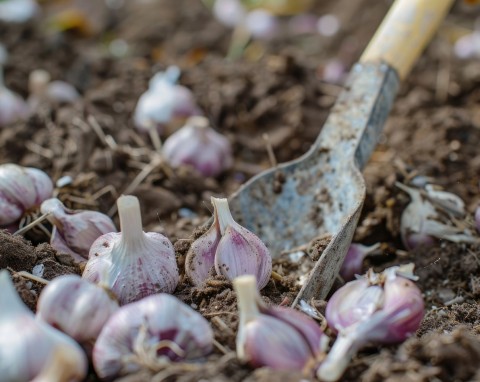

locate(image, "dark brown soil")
[[1, 0, 480, 381]]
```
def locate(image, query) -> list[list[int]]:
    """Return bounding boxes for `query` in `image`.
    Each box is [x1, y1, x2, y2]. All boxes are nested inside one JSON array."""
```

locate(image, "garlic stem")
[[316, 332, 360, 382], [211, 197, 236, 235], [233, 275, 261, 323], [117, 195, 145, 249]]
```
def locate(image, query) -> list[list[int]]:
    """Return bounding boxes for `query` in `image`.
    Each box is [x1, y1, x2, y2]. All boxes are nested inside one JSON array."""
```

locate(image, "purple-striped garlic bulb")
[[234, 275, 327, 372], [163, 116, 232, 177], [0, 164, 53, 226], [40, 198, 117, 263], [316, 265, 424, 382], [82, 195, 179, 305], [37, 275, 119, 345], [93, 293, 213, 379], [185, 197, 272, 289], [0, 270, 87, 382]]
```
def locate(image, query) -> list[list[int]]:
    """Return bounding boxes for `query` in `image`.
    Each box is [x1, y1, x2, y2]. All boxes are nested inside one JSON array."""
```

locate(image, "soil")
[[1, 0, 480, 381]]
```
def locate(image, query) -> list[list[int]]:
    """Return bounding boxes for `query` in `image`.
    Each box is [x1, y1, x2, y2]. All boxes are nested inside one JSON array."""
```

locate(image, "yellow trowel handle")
[[360, 0, 454, 80]]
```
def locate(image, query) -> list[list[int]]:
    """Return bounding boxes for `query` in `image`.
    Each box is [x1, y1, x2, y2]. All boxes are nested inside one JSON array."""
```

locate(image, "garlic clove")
[[234, 275, 326, 373], [185, 211, 221, 286], [40, 197, 117, 260], [93, 293, 213, 379], [163, 116, 233, 177], [0, 270, 87, 382], [241, 315, 317, 370], [317, 266, 424, 382], [37, 274, 119, 344], [82, 195, 179, 305], [212, 197, 272, 289], [50, 227, 88, 263], [339, 243, 381, 282], [325, 277, 384, 333], [0, 164, 53, 225]]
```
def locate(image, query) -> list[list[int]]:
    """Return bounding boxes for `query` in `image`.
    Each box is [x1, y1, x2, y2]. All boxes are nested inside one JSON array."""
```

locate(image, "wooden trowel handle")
[[360, 0, 454, 80]]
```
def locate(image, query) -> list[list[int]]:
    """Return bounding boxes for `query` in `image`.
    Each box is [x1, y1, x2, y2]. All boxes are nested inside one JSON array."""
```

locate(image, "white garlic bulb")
[[37, 274, 119, 344], [0, 270, 87, 382], [93, 293, 213, 379], [0, 164, 53, 226], [0, 85, 29, 127], [163, 116, 233, 177], [134, 66, 202, 134], [40, 198, 117, 263], [82, 195, 179, 305]]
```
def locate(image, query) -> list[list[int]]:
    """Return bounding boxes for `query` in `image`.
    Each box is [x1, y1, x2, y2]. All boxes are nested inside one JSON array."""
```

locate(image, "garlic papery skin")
[[163, 116, 233, 177], [93, 293, 213, 379], [133, 66, 202, 134], [40, 198, 117, 262], [185, 209, 221, 286], [0, 164, 53, 225], [37, 274, 119, 344], [0, 270, 87, 382], [317, 266, 424, 382], [397, 182, 479, 250], [82, 195, 179, 305], [212, 197, 272, 289], [234, 275, 327, 372]]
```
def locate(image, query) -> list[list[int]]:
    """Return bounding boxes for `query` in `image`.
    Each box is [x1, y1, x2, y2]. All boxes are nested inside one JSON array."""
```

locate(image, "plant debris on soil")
[[1, 0, 480, 381]]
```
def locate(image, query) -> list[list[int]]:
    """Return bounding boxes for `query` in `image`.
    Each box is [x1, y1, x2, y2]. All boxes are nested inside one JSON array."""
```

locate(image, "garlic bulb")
[[234, 275, 327, 372], [0, 0, 39, 23], [213, 0, 246, 28], [134, 66, 202, 134], [244, 9, 279, 40], [186, 197, 272, 289], [185, 207, 221, 287], [93, 293, 213, 379], [163, 116, 233, 177], [0, 270, 87, 382], [0, 81, 29, 127], [28, 70, 80, 109], [82, 195, 179, 305], [40, 198, 117, 263], [316, 265, 424, 382], [37, 274, 119, 344], [0, 164, 53, 226], [398, 182, 478, 250]]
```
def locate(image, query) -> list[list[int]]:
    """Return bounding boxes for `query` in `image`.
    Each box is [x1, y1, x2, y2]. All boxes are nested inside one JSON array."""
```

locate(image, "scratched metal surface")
[[226, 62, 399, 302]]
